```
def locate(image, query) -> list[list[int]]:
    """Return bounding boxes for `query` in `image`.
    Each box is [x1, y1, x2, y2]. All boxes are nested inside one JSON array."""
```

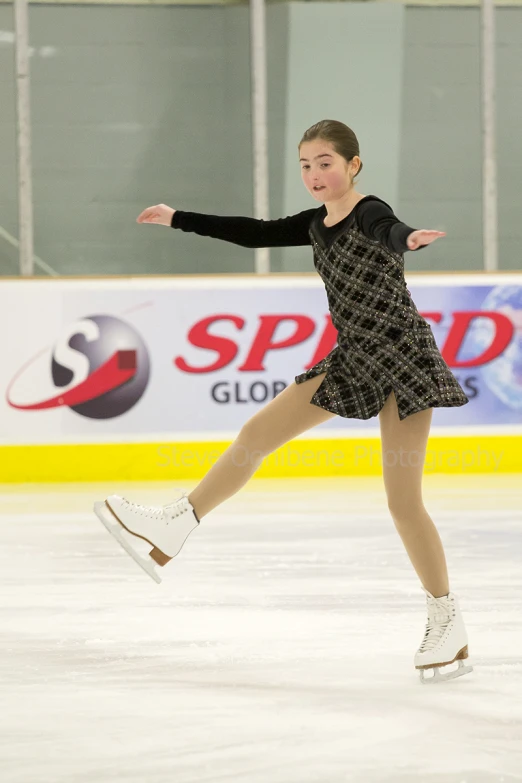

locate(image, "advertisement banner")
[[1, 275, 521, 445]]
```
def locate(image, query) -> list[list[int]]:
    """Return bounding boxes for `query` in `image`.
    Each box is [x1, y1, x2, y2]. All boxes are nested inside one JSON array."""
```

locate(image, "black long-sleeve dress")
[[171, 195, 469, 421]]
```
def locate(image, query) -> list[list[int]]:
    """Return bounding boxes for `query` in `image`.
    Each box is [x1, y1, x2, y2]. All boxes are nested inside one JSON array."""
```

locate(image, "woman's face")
[[299, 140, 358, 202]]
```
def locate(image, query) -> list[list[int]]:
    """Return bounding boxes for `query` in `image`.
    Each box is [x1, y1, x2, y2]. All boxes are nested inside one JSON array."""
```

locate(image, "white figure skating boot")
[[414, 588, 473, 684], [93, 493, 200, 584]]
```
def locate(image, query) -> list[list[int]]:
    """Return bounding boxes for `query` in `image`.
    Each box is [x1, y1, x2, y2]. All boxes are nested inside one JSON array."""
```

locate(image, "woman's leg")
[[378, 391, 449, 598], [188, 374, 336, 519]]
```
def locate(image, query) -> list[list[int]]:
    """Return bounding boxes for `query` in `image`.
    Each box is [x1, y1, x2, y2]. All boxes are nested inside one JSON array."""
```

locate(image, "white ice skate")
[[414, 589, 473, 684], [93, 494, 200, 584]]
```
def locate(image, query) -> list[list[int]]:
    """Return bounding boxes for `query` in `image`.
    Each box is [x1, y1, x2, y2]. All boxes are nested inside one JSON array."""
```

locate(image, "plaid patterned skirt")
[[295, 219, 470, 421], [295, 322, 469, 421]]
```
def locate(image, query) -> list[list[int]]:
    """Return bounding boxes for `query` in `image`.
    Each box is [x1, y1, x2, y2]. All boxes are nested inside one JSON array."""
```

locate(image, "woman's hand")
[[136, 204, 175, 226], [407, 229, 446, 251]]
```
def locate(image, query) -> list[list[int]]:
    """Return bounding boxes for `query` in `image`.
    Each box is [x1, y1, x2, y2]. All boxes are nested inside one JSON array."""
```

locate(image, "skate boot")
[[414, 588, 473, 684], [93, 493, 199, 584]]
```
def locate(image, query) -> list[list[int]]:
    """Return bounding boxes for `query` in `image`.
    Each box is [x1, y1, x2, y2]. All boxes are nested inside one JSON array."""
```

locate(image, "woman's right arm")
[[136, 204, 317, 248]]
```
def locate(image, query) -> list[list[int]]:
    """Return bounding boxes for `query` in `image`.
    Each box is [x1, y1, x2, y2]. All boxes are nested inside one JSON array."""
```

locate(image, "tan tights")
[[378, 391, 449, 598], [189, 373, 335, 517], [188, 376, 449, 599]]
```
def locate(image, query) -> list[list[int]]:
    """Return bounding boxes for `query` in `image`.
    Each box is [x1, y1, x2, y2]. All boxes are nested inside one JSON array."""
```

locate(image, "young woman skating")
[[94, 120, 473, 684]]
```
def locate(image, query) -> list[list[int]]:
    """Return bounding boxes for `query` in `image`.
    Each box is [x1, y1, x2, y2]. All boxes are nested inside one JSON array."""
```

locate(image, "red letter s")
[[174, 315, 245, 374]]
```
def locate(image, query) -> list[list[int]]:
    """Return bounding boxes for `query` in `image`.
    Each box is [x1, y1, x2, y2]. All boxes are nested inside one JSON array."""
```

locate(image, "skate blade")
[[419, 658, 474, 684], [93, 501, 162, 584]]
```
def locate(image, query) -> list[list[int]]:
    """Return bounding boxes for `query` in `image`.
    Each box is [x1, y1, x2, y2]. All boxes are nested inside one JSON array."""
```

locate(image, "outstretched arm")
[[136, 203, 317, 248], [356, 199, 445, 254]]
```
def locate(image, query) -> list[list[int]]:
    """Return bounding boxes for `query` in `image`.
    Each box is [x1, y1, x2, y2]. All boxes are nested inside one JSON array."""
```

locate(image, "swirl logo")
[[7, 315, 150, 419]]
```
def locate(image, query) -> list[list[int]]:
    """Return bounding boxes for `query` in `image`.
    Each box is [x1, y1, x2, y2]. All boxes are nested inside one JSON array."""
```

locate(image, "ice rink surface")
[[0, 475, 521, 783]]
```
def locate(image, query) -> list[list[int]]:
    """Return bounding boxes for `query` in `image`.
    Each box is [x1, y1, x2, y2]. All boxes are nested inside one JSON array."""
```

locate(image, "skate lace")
[[419, 595, 455, 653], [120, 496, 188, 523], [163, 498, 188, 524], [123, 499, 187, 525], [121, 499, 164, 520]]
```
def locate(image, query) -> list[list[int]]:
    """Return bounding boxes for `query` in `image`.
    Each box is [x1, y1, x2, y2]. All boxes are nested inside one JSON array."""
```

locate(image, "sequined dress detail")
[[294, 201, 469, 420]]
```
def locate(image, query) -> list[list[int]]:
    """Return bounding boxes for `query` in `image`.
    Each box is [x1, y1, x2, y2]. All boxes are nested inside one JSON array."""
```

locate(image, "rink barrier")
[[0, 434, 520, 481], [3, 273, 522, 480]]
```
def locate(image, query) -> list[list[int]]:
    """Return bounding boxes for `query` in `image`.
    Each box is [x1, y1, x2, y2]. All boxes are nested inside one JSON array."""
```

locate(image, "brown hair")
[[299, 120, 363, 183]]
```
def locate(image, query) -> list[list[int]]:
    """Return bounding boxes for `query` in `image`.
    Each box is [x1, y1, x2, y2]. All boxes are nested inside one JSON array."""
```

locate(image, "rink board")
[[0, 433, 520, 481], [1, 273, 522, 481]]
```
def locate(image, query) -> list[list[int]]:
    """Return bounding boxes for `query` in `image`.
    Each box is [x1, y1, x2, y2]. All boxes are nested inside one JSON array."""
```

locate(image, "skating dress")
[[171, 195, 469, 421]]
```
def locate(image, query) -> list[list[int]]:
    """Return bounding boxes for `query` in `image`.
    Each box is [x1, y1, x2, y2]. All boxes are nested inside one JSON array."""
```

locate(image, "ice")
[[0, 476, 521, 782]]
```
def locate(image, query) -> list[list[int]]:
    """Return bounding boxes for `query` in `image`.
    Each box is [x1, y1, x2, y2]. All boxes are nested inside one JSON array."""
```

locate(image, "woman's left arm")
[[356, 200, 445, 253]]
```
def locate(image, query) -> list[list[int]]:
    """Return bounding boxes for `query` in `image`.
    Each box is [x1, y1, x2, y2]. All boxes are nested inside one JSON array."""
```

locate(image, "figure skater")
[[94, 119, 473, 684]]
